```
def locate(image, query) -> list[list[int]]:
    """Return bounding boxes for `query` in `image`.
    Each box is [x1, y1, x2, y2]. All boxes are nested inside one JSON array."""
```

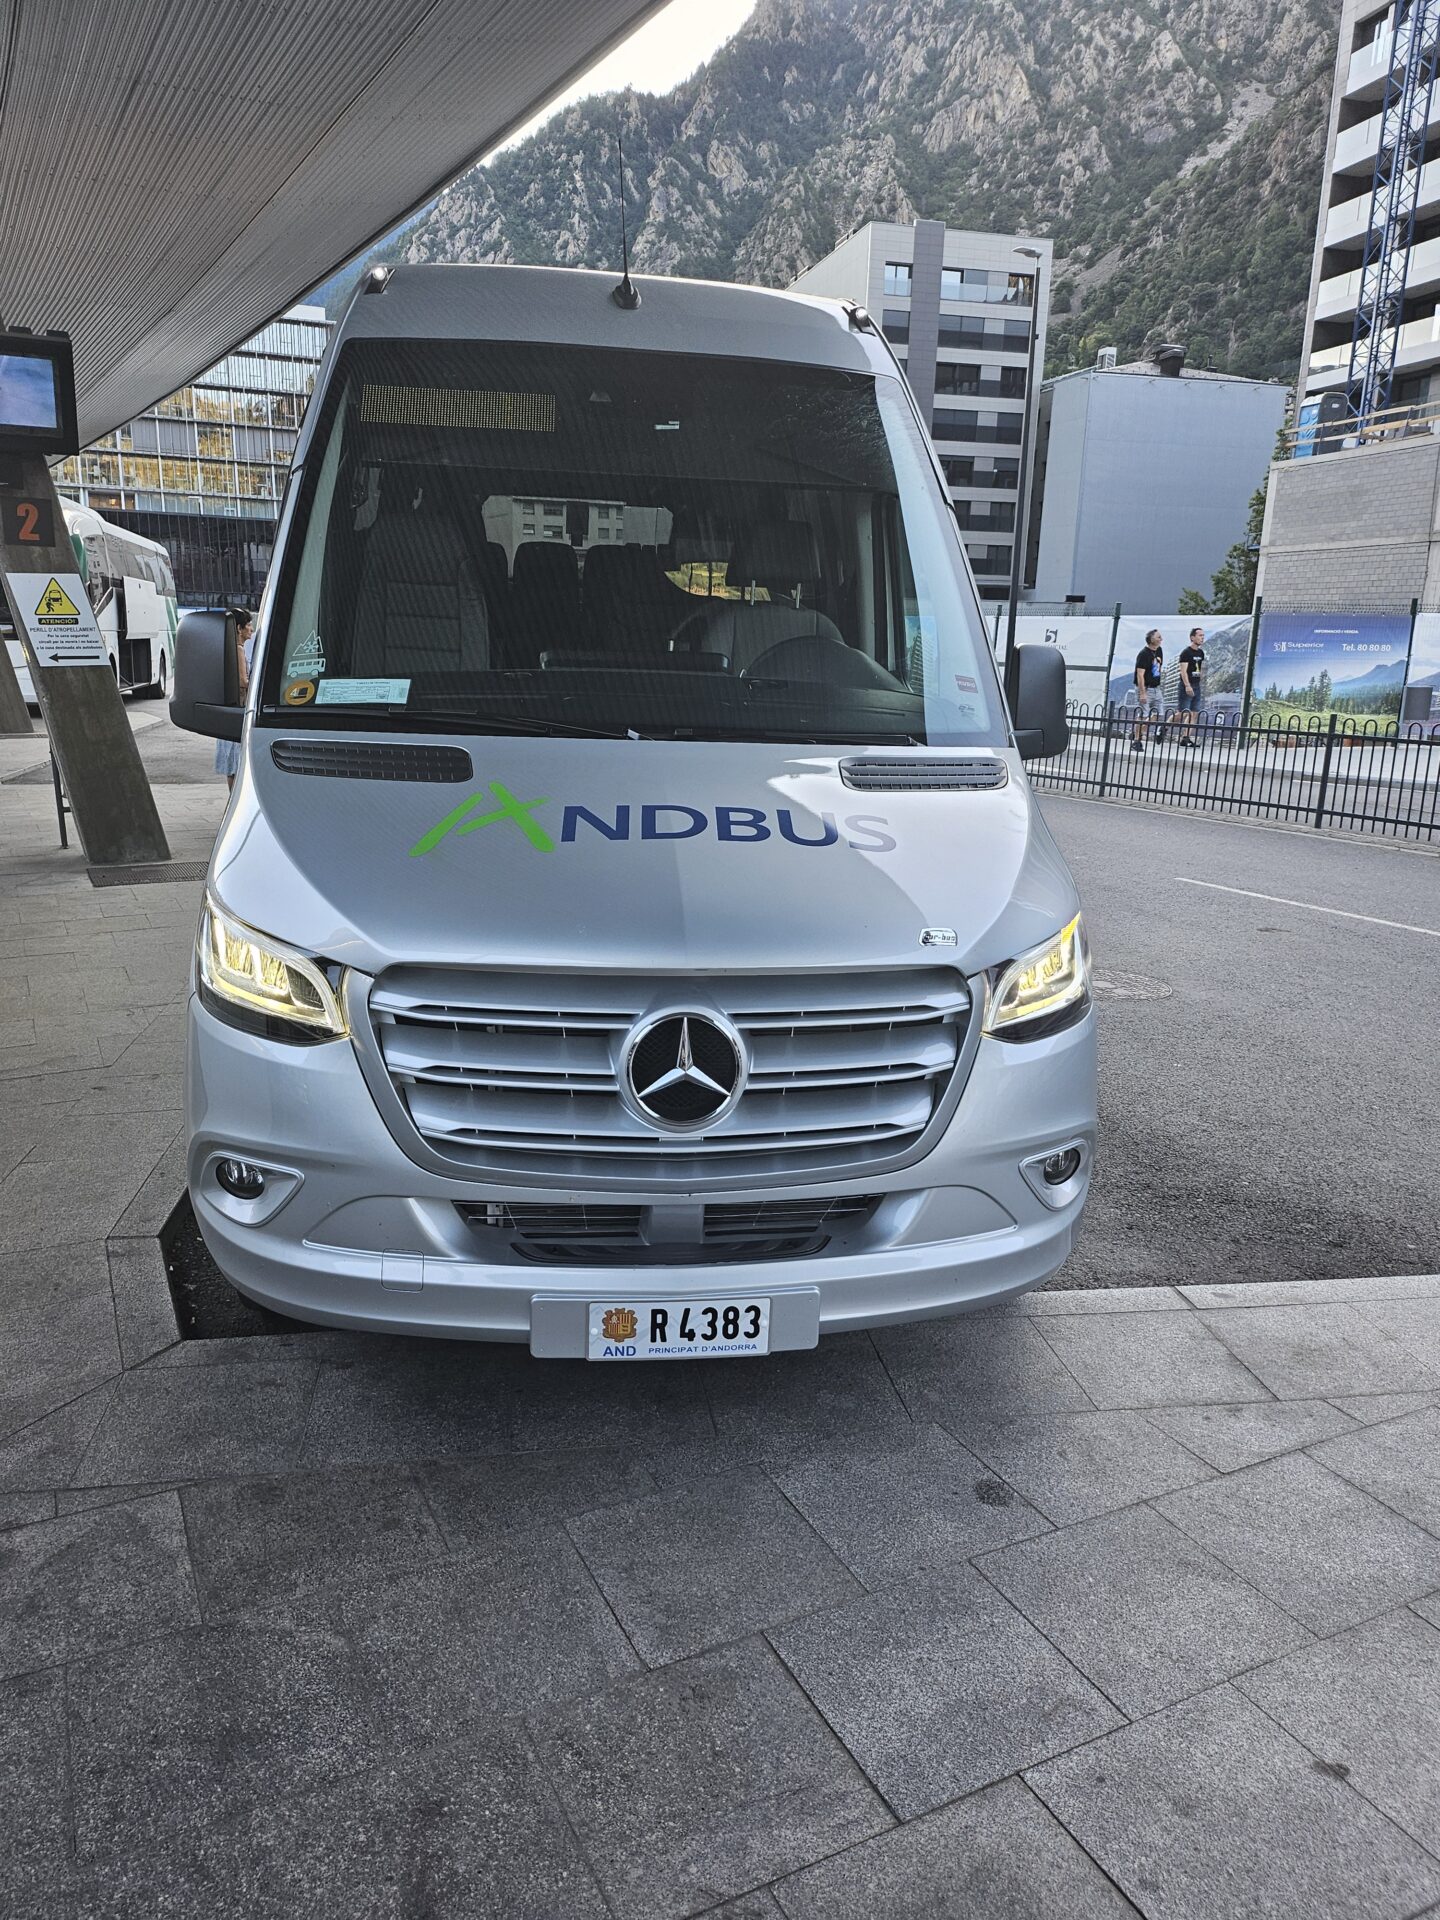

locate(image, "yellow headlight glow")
[[197, 897, 346, 1036], [985, 913, 1089, 1035]]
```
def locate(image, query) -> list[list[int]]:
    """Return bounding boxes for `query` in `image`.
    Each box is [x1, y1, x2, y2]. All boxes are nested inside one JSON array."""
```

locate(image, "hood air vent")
[[840, 756, 1008, 792], [270, 740, 473, 783]]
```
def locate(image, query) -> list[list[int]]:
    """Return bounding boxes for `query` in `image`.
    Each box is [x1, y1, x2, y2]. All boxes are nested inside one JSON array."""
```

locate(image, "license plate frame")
[[587, 1297, 771, 1361]]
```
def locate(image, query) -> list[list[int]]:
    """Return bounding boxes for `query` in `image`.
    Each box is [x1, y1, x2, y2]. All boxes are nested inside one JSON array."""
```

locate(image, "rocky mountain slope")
[[389, 0, 1337, 379]]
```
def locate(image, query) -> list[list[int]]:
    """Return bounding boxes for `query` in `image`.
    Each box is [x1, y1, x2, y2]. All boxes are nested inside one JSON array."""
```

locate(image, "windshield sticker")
[[409, 787, 896, 858], [315, 677, 411, 705], [289, 630, 325, 674], [282, 678, 317, 706]]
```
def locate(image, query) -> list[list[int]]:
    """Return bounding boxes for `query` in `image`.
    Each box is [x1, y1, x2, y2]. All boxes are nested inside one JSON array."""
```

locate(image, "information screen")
[[0, 333, 77, 454]]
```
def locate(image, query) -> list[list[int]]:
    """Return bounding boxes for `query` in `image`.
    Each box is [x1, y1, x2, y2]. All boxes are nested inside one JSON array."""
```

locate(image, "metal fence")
[[1031, 704, 1440, 841]]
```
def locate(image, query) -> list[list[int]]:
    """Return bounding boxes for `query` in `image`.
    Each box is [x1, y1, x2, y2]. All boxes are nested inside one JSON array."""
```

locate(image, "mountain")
[[382, 0, 1337, 381], [1333, 662, 1407, 694]]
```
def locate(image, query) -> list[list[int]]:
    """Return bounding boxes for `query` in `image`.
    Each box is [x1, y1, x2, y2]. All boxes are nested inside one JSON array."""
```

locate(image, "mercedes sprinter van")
[[171, 263, 1093, 1360]]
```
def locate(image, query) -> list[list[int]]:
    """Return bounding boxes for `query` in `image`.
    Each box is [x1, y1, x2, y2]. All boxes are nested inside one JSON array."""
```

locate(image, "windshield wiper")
[[648, 725, 924, 745], [286, 703, 647, 740]]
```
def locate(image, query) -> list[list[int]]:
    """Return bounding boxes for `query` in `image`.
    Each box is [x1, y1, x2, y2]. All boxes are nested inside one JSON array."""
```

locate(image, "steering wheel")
[[743, 633, 904, 689]]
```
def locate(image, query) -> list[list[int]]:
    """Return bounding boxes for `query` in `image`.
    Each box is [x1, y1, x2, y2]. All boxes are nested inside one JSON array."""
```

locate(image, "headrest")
[[513, 540, 578, 585], [730, 520, 820, 589]]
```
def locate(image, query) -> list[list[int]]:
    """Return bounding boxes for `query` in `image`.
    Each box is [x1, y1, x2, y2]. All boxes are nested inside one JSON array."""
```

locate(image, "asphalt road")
[[1042, 792, 1440, 1288]]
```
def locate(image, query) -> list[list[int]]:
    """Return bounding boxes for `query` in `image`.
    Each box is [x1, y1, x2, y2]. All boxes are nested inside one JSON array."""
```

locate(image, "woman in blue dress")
[[214, 609, 255, 791]]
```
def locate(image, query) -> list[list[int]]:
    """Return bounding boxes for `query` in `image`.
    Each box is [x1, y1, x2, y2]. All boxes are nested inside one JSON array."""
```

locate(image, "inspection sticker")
[[315, 677, 411, 705], [4, 571, 108, 667]]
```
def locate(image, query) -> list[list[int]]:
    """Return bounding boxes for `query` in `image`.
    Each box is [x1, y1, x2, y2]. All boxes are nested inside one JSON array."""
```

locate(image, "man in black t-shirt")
[[1131, 629, 1164, 752], [1175, 627, 1206, 746]]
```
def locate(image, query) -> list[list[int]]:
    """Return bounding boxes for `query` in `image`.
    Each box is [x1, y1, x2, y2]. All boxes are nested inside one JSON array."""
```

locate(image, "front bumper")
[[185, 994, 1096, 1351]]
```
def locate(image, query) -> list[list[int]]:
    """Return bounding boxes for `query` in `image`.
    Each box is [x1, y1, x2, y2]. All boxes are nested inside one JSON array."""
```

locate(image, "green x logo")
[[409, 782, 554, 857]]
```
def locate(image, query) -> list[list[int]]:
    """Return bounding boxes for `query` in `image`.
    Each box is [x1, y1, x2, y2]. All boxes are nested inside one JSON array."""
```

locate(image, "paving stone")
[[180, 1467, 448, 1616], [1146, 1397, 1358, 1472], [74, 1726, 611, 1920], [708, 1895, 785, 1919], [1238, 1608, 1440, 1858], [531, 1640, 892, 1920], [105, 1237, 178, 1368], [871, 1315, 1094, 1422], [1330, 1391, 1440, 1425], [67, 1624, 399, 1857], [569, 1473, 859, 1665], [0, 1113, 181, 1254], [243, 1523, 638, 1736], [702, 1336, 916, 1464], [1183, 1275, 1440, 1309], [954, 1407, 1213, 1524], [1197, 1304, 1440, 1398], [1156, 1453, 1440, 1634], [0, 1382, 116, 1491], [979, 1503, 1313, 1716], [1027, 1684, 1440, 1920], [0, 1490, 198, 1678], [108, 1136, 186, 1242], [0, 1668, 69, 1911], [55, 1482, 180, 1516], [772, 1776, 1139, 1919], [419, 1448, 658, 1553], [773, 1423, 1049, 1587], [1308, 1406, 1440, 1535], [0, 1492, 54, 1529], [75, 1363, 318, 1483], [1016, 1284, 1189, 1315], [769, 1563, 1122, 1819], [0, 1242, 120, 1440], [1038, 1310, 1270, 1409]]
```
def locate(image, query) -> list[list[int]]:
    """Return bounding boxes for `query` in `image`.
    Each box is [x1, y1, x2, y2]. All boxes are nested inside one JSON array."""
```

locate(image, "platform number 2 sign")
[[1, 496, 55, 547]]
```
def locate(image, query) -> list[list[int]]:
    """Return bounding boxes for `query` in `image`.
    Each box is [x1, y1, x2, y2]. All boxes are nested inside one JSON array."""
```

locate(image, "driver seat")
[[687, 520, 844, 674], [353, 498, 490, 679]]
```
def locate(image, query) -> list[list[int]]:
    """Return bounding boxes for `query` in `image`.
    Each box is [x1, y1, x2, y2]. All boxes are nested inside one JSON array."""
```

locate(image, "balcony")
[[1345, 23, 1394, 104], [1325, 160, 1440, 248], [1307, 309, 1440, 389], [1315, 230, 1440, 322]]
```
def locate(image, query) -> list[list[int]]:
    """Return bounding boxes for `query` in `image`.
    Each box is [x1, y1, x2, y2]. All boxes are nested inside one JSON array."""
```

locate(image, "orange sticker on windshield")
[[282, 678, 316, 706]]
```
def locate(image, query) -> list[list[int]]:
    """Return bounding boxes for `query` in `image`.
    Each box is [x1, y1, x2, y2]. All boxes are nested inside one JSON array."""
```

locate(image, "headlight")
[[985, 913, 1089, 1039], [196, 896, 346, 1041]]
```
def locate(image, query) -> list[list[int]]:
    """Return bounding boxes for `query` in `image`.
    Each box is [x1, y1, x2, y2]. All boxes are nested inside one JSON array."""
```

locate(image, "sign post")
[[0, 329, 167, 863]]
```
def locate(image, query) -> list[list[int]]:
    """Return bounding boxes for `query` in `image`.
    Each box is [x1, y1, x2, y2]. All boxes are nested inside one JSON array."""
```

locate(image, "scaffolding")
[[1346, 0, 1440, 422]]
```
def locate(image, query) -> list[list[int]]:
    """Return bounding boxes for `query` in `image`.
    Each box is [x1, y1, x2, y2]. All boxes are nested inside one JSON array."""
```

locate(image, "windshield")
[[260, 339, 1005, 747]]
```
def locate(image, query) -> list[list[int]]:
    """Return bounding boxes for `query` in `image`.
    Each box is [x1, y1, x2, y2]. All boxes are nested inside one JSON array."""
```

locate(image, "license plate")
[[587, 1298, 771, 1361]]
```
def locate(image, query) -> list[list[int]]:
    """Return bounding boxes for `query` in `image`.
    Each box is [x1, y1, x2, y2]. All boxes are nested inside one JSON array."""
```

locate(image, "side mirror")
[[1011, 642, 1069, 760], [170, 609, 243, 740]]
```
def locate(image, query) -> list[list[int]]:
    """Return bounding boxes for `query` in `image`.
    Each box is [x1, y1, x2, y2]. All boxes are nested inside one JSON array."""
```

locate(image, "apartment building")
[[793, 220, 1050, 598]]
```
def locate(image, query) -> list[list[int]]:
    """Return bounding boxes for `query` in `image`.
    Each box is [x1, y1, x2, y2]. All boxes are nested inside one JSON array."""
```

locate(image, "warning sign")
[[4, 570, 109, 668]]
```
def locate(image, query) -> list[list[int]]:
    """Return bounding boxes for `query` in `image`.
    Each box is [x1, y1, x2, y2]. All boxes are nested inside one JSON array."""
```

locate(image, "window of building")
[[883, 261, 912, 296], [935, 363, 981, 397], [882, 308, 910, 343], [998, 366, 1027, 398]]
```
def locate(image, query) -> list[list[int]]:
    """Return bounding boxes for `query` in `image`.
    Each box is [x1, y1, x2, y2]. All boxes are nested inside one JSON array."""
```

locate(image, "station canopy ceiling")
[[0, 0, 660, 444]]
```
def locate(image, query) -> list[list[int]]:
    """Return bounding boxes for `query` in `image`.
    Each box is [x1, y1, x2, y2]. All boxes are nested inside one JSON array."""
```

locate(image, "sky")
[[492, 0, 759, 155]]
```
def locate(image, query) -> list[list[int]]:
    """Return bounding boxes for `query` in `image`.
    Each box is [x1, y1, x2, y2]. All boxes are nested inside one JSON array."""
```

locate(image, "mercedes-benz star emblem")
[[624, 1012, 744, 1130]]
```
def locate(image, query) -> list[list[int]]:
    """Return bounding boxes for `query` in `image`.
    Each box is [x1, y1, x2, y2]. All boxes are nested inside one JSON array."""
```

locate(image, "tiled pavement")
[[6, 725, 1440, 1916]]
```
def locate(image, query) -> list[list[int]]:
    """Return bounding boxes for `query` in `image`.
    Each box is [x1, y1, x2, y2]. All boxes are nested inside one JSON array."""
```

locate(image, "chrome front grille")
[[367, 967, 969, 1184]]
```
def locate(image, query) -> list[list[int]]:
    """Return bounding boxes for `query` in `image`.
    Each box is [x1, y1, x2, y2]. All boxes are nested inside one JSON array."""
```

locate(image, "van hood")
[[213, 736, 1077, 979]]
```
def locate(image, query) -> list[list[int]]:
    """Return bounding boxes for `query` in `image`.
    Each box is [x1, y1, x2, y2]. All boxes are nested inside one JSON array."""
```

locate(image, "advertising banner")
[[1251, 610, 1411, 727], [1104, 614, 1252, 710], [1406, 612, 1440, 723], [993, 615, 1116, 687]]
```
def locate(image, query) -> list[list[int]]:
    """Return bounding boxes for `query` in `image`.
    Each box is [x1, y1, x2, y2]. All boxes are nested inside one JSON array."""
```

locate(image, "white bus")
[[5, 499, 178, 705]]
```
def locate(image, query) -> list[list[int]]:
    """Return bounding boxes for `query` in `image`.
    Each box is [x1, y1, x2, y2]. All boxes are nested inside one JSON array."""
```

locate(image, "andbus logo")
[[408, 781, 897, 858]]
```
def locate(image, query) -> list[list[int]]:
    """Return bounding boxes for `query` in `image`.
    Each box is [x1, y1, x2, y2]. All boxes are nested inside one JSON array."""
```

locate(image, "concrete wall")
[[1258, 434, 1440, 606], [1032, 369, 1290, 611]]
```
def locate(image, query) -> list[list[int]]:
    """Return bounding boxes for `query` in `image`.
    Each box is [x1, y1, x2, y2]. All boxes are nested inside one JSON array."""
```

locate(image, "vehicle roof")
[[62, 498, 170, 559], [302, 264, 893, 460]]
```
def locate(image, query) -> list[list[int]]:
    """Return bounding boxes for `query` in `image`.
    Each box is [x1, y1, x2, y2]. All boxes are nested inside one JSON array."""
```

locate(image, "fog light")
[[215, 1158, 267, 1200], [1042, 1148, 1084, 1186]]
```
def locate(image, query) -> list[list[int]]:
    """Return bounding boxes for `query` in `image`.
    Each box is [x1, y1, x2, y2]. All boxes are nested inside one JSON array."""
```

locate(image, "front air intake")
[[840, 756, 1008, 792], [270, 740, 473, 783]]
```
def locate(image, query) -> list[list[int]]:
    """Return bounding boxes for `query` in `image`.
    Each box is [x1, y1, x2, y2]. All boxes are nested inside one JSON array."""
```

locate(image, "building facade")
[[1298, 0, 1440, 417], [1030, 350, 1290, 612], [792, 220, 1050, 598], [53, 305, 332, 606]]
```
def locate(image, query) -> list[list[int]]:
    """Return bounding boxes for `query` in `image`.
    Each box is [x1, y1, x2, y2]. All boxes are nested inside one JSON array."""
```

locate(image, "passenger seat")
[[509, 541, 580, 666], [352, 501, 490, 679], [692, 521, 845, 675]]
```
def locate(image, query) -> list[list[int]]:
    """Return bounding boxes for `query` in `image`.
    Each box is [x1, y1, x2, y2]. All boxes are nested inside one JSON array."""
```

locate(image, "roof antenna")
[[611, 114, 640, 310]]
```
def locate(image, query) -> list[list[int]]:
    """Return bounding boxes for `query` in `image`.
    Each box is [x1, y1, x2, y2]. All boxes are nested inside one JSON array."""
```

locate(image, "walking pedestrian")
[[215, 608, 254, 793], [1176, 625, 1206, 747], [1131, 627, 1165, 753]]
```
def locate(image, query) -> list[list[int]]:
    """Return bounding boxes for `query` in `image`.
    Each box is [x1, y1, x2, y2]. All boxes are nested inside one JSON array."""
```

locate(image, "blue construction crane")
[[1346, 0, 1440, 423]]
